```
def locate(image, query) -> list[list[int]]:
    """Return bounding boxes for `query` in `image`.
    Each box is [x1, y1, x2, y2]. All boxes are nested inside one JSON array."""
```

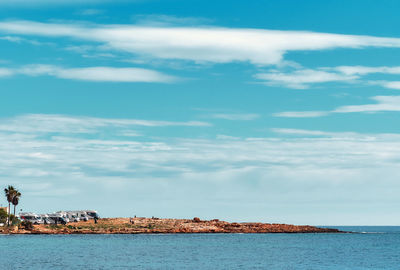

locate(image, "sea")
[[0, 226, 399, 269]]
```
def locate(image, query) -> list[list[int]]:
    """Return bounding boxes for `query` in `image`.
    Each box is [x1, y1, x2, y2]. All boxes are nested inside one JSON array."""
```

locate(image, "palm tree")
[[4, 186, 16, 226], [12, 190, 21, 218]]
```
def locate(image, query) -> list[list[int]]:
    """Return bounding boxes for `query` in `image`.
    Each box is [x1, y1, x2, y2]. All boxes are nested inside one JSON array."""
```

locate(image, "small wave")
[[358, 231, 385, 234]]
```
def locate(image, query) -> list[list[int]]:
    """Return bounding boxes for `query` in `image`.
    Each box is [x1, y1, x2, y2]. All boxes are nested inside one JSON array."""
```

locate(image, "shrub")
[[10, 215, 21, 226], [193, 217, 201, 223], [20, 220, 33, 230], [0, 208, 7, 224]]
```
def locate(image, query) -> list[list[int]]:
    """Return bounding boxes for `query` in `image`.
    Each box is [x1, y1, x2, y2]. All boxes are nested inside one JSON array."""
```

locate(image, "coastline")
[[0, 217, 343, 234]]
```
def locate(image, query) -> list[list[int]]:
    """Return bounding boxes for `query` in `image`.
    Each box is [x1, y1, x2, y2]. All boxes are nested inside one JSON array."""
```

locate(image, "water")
[[0, 227, 399, 269]]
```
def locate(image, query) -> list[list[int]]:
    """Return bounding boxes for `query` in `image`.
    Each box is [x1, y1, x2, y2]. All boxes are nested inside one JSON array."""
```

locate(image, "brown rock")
[[0, 217, 343, 234]]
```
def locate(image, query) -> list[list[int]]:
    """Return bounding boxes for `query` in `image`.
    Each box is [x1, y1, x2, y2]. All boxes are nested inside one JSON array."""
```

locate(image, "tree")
[[4, 186, 16, 226], [0, 208, 7, 224], [12, 190, 21, 217]]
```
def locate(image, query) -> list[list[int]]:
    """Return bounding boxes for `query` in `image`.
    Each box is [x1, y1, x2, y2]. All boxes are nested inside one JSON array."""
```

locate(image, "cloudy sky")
[[1, 0, 400, 225]]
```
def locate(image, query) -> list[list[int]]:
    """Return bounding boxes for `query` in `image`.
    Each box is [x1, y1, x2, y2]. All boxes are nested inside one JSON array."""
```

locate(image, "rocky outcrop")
[[1, 217, 342, 234]]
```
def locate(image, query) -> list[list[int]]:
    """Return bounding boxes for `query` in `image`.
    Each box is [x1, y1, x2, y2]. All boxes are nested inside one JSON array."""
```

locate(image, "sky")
[[1, 0, 400, 225]]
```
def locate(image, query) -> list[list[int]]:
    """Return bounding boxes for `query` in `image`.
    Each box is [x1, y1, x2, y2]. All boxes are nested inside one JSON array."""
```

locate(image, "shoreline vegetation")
[[0, 217, 342, 234]]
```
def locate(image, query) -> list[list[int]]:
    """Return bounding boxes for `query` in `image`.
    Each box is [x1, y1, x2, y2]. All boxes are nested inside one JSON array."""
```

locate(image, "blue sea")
[[0, 226, 399, 269]]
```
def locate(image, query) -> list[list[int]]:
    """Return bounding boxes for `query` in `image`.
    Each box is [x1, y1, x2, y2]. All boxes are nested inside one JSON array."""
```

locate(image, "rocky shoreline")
[[0, 217, 343, 234]]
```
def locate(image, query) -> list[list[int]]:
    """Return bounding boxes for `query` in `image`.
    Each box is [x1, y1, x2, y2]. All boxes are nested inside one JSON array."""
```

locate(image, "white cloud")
[[0, 35, 22, 42], [334, 66, 400, 90], [0, 114, 211, 134], [275, 95, 400, 117], [271, 128, 360, 138], [132, 14, 213, 26], [0, 35, 42, 45], [55, 66, 175, 83], [2, 21, 400, 66], [273, 111, 329, 118], [2, 114, 400, 180], [255, 69, 357, 89], [257, 65, 400, 89], [379, 81, 400, 90], [334, 96, 400, 113], [210, 113, 260, 121], [271, 128, 333, 136], [1, 64, 176, 83], [335, 65, 400, 75], [0, 67, 13, 77], [216, 134, 240, 140]]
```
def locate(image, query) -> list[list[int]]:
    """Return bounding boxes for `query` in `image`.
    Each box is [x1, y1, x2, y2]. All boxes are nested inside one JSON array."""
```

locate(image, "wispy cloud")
[[379, 81, 400, 90], [273, 111, 329, 118], [0, 35, 22, 42], [0, 67, 13, 77], [2, 114, 400, 222], [257, 65, 400, 89], [0, 35, 43, 45], [0, 0, 131, 6], [335, 66, 400, 90], [335, 65, 400, 75], [132, 14, 214, 26], [2, 21, 400, 66], [77, 9, 104, 16], [271, 128, 359, 138], [210, 113, 260, 121], [0, 114, 211, 134], [255, 69, 357, 89], [275, 95, 400, 117], [0, 65, 177, 83], [21, 65, 177, 83], [333, 96, 400, 113]]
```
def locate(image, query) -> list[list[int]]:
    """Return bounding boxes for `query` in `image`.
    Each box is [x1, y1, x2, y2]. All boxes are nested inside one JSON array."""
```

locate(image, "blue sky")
[[1, 0, 400, 225]]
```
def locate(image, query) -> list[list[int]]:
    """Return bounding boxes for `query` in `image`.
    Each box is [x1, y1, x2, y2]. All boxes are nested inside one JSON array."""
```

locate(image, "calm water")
[[0, 226, 399, 269]]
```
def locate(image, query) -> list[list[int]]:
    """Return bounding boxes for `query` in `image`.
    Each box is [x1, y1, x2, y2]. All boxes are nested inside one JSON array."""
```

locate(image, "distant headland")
[[1, 185, 342, 234], [0, 217, 342, 234]]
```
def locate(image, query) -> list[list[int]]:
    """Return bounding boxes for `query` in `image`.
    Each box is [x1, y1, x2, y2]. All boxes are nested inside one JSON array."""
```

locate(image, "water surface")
[[0, 226, 398, 269]]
